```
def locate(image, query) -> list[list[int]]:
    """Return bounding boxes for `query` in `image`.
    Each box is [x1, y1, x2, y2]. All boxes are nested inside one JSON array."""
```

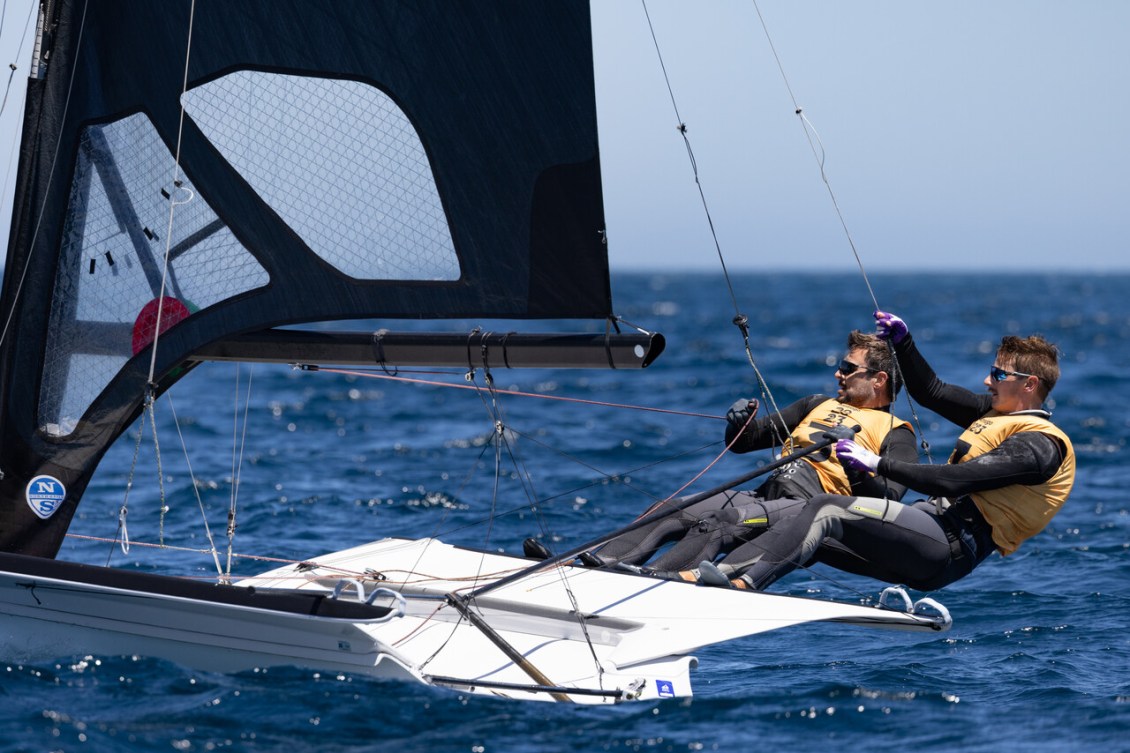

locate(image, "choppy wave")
[[6, 272, 1129, 752]]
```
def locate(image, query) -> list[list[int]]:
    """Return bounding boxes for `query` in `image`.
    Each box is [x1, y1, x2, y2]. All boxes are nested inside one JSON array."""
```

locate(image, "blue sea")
[[3, 272, 1128, 752]]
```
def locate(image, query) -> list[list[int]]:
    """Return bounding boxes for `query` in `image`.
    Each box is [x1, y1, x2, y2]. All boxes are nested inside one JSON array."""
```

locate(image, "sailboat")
[[0, 0, 949, 703]]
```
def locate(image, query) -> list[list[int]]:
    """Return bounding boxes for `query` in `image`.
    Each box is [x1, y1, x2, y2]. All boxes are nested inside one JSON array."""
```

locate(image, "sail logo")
[[26, 475, 66, 520], [655, 679, 675, 698]]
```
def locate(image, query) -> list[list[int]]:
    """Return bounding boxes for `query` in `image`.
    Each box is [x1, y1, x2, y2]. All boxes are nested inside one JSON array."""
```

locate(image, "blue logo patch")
[[26, 475, 66, 520], [655, 679, 675, 698]]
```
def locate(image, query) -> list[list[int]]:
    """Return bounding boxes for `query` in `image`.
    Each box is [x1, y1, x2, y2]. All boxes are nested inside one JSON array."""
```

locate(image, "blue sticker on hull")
[[656, 679, 675, 698]]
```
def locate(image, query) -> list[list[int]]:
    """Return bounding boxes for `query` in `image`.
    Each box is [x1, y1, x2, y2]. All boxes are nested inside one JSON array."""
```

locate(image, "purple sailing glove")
[[725, 397, 759, 431], [874, 310, 908, 344], [835, 439, 880, 473]]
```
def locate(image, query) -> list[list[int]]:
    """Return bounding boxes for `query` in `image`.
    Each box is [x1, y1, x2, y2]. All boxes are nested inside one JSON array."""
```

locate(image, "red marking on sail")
[[131, 297, 191, 355]]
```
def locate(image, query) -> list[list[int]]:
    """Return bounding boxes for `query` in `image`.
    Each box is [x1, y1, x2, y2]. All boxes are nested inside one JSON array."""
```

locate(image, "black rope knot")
[[371, 329, 398, 376], [731, 313, 750, 338]]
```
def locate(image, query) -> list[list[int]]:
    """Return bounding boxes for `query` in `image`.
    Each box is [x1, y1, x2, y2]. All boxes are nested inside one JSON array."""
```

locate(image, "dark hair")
[[998, 334, 1059, 400], [846, 330, 900, 399]]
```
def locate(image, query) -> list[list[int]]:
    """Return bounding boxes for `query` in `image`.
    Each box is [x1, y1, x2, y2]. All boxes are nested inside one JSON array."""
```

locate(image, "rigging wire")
[[165, 392, 226, 579], [0, 0, 34, 117], [748, 0, 933, 460], [393, 341, 610, 681], [117, 0, 237, 583], [392, 336, 509, 655], [468, 360, 608, 678], [639, 0, 738, 313], [108, 391, 172, 566], [410, 359, 563, 677], [223, 364, 254, 582], [145, 0, 197, 382], [109, 400, 151, 565], [600, 2, 940, 604], [751, 0, 879, 310], [407, 432, 501, 676], [603, 1, 939, 603], [311, 365, 721, 421], [0, 0, 36, 227], [253, 364, 732, 544], [0, 0, 89, 352], [639, 0, 792, 449], [308, 363, 751, 539], [147, 393, 169, 544], [126, 0, 229, 581]]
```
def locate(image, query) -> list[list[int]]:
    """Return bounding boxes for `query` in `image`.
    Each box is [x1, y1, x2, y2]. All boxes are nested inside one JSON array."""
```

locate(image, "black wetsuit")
[[716, 336, 1070, 591], [591, 395, 917, 571]]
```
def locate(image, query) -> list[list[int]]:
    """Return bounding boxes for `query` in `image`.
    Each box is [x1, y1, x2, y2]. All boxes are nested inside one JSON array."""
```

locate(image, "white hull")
[[0, 537, 949, 703]]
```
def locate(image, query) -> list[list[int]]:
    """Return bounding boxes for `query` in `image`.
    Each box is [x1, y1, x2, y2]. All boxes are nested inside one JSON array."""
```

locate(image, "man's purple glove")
[[835, 439, 880, 474], [726, 397, 759, 430], [874, 310, 908, 344]]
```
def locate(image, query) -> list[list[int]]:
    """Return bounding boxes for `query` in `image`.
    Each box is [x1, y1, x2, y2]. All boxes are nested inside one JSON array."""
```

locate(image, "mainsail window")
[[181, 71, 460, 282], [40, 113, 269, 436]]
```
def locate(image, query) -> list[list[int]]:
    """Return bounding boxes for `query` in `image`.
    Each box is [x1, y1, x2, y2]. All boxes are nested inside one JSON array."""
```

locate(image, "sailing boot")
[[632, 567, 697, 583], [695, 561, 750, 589], [522, 537, 553, 560], [578, 552, 643, 574], [577, 551, 605, 568]]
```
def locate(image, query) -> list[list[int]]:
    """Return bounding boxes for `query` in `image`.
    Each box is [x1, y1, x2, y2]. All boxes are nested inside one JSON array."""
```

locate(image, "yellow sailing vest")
[[780, 399, 910, 496], [949, 412, 1075, 555]]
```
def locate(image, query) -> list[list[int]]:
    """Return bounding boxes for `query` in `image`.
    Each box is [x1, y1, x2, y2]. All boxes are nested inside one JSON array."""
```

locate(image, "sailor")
[[525, 331, 917, 571], [692, 311, 1075, 591]]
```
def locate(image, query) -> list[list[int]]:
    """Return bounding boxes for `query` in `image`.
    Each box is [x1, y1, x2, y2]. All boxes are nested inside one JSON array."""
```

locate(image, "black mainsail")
[[0, 1, 660, 557]]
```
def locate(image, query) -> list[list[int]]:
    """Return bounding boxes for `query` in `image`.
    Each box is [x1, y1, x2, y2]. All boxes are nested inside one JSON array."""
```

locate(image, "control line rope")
[[310, 365, 722, 421]]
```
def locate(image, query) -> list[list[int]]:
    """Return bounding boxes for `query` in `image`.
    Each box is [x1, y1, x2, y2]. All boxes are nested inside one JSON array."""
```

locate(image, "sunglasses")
[[838, 359, 877, 377], [990, 366, 1034, 382]]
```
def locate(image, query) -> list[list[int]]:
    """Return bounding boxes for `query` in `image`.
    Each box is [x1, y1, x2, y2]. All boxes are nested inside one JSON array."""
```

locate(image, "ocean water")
[[3, 271, 1128, 752]]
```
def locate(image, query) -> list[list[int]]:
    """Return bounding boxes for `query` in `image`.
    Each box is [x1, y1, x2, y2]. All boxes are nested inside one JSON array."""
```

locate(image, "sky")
[[0, 1, 1126, 273]]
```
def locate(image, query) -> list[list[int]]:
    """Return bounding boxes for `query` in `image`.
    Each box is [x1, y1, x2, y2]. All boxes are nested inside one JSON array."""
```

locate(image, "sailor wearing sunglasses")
[[550, 331, 917, 575], [692, 311, 1074, 592]]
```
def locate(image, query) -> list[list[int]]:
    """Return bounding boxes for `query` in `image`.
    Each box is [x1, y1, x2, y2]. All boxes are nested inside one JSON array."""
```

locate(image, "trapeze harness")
[[929, 410, 1075, 586], [766, 398, 910, 498], [594, 399, 911, 569]]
